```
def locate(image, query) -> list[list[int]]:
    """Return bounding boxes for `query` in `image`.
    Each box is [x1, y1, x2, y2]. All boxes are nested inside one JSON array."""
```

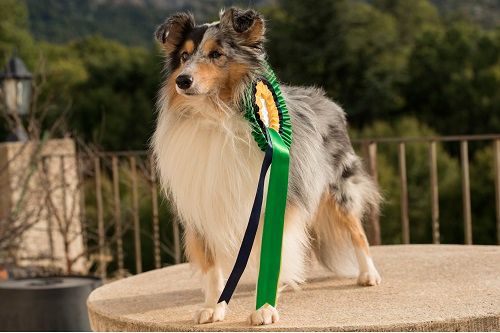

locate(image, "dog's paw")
[[248, 304, 279, 326], [357, 268, 382, 286], [193, 302, 226, 324]]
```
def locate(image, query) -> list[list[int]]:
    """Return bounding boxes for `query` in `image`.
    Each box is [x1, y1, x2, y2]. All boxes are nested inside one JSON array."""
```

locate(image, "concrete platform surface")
[[87, 245, 500, 331]]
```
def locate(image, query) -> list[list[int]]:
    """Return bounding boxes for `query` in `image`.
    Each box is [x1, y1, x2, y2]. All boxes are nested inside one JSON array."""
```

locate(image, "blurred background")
[[0, 0, 499, 330]]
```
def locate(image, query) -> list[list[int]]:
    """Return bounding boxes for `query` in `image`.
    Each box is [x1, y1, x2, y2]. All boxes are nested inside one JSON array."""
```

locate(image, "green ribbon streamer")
[[256, 128, 290, 309], [219, 63, 292, 310]]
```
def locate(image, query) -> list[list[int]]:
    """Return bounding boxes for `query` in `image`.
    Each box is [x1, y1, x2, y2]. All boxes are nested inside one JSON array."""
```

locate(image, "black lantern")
[[0, 54, 33, 141]]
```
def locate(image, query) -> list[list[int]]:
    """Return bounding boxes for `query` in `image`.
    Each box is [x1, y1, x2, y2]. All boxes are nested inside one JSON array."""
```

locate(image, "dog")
[[152, 7, 382, 326]]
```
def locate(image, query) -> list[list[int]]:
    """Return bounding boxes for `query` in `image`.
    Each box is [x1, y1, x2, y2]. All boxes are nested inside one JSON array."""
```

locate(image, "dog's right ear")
[[155, 13, 195, 53]]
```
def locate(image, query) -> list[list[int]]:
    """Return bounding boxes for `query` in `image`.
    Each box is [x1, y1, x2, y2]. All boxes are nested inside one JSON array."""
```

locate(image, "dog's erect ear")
[[220, 8, 265, 46], [155, 13, 195, 53]]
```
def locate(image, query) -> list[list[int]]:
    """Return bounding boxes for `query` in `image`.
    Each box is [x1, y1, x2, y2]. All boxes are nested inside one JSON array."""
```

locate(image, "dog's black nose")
[[176, 75, 193, 90]]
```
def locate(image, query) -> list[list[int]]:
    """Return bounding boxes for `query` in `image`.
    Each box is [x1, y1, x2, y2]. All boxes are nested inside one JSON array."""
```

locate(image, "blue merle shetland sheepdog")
[[152, 7, 381, 326]]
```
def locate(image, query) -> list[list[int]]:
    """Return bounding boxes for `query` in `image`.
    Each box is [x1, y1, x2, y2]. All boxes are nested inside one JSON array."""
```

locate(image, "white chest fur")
[[154, 106, 263, 269]]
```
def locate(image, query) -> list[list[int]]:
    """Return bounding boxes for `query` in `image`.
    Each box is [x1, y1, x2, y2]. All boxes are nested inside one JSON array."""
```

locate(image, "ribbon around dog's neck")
[[217, 62, 292, 309]]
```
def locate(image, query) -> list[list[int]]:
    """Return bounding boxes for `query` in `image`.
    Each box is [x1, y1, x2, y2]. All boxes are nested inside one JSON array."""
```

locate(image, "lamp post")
[[0, 54, 33, 141]]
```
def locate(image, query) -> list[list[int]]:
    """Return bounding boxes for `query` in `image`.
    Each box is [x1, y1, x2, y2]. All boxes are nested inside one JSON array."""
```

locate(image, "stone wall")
[[0, 138, 86, 273]]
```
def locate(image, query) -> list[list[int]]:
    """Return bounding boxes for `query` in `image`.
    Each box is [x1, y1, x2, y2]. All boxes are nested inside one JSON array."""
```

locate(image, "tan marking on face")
[[184, 228, 214, 273], [190, 62, 224, 95], [202, 38, 220, 55], [219, 62, 249, 102], [182, 39, 195, 54]]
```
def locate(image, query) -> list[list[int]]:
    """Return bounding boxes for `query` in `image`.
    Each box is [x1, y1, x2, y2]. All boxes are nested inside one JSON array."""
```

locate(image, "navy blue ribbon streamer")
[[217, 145, 273, 304]]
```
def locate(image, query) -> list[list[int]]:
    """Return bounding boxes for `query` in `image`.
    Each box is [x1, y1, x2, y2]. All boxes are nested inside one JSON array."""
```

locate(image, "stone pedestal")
[[87, 245, 500, 331], [0, 138, 86, 273]]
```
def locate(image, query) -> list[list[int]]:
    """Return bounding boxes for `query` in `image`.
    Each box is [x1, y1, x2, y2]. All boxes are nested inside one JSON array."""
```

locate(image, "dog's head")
[[155, 8, 266, 102]]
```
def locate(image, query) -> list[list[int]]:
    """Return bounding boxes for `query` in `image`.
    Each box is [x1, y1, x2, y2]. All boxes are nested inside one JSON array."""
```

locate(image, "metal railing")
[[80, 151, 183, 280], [23, 134, 500, 280], [353, 134, 500, 247]]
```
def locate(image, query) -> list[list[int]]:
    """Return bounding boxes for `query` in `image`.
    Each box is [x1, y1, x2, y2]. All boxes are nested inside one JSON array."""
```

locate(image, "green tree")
[[374, 0, 441, 45], [405, 23, 500, 135], [0, 0, 36, 67], [266, 0, 406, 127], [67, 36, 160, 150]]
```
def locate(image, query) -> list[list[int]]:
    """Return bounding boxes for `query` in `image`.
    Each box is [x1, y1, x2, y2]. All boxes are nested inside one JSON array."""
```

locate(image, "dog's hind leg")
[[335, 200, 381, 286], [312, 153, 381, 286], [184, 228, 227, 324], [313, 192, 381, 286]]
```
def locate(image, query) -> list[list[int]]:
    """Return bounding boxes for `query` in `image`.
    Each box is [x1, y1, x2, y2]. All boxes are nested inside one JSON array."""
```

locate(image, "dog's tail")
[[311, 169, 380, 277]]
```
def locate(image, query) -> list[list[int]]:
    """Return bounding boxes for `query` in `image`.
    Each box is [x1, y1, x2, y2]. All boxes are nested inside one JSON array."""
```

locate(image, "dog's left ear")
[[220, 8, 265, 47]]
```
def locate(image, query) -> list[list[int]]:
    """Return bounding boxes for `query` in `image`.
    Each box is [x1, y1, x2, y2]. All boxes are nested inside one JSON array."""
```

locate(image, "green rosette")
[[243, 63, 292, 151]]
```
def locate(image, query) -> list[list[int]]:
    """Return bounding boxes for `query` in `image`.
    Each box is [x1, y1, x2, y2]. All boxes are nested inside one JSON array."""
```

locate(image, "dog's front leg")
[[184, 229, 227, 324], [194, 266, 226, 324], [249, 303, 280, 326], [248, 205, 308, 326]]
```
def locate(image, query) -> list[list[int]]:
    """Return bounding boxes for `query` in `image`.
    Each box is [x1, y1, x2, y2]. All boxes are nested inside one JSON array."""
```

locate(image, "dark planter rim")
[[0, 275, 102, 291]]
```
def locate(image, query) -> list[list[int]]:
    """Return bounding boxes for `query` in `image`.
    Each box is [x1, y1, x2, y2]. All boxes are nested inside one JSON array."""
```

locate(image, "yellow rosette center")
[[255, 81, 280, 133]]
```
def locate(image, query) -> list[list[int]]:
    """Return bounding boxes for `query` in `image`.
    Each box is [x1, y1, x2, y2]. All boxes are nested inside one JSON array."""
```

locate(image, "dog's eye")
[[181, 52, 190, 61], [208, 51, 222, 59]]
